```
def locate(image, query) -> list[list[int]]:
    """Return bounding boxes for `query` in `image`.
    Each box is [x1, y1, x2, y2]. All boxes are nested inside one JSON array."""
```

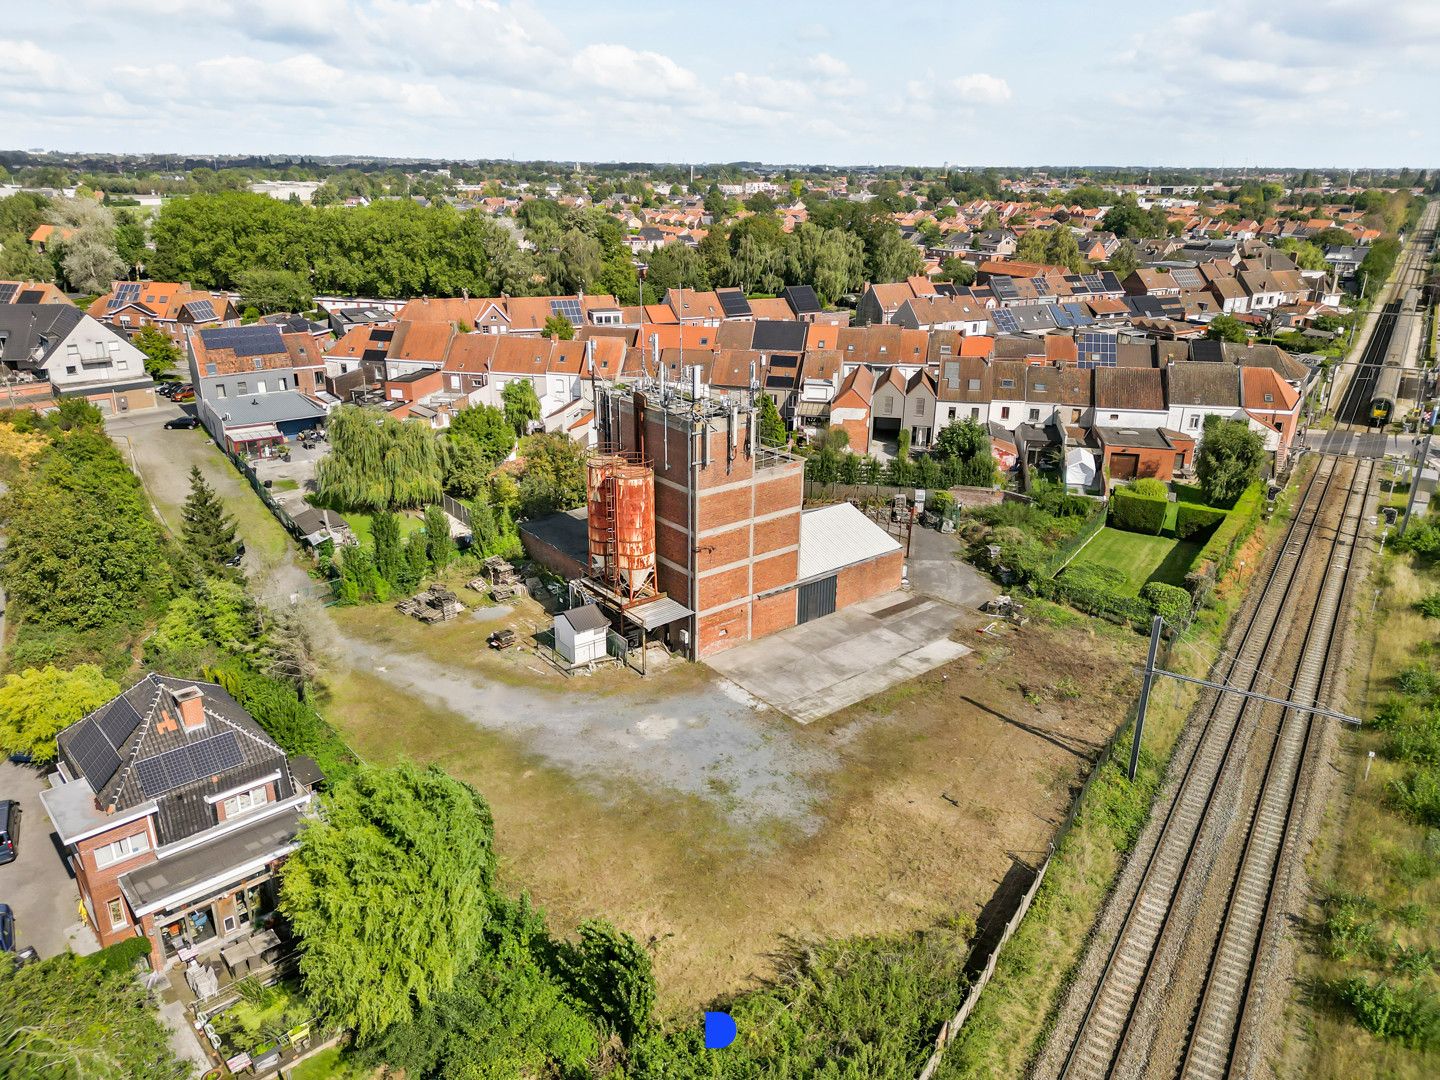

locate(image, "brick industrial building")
[[525, 376, 902, 660]]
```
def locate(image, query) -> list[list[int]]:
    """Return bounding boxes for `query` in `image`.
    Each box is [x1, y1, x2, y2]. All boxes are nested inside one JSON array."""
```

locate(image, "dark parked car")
[[0, 905, 13, 953], [0, 800, 17, 865], [164, 416, 201, 430]]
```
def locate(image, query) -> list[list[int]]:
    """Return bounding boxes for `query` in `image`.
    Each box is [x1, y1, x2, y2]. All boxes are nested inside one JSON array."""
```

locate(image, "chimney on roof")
[[171, 685, 206, 732]]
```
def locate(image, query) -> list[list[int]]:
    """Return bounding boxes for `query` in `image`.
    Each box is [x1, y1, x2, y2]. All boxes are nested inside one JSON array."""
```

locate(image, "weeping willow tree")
[[316, 406, 444, 511]]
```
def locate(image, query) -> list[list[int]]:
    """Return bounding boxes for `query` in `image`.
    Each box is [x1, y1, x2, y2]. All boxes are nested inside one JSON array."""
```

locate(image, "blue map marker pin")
[[704, 1010, 736, 1049]]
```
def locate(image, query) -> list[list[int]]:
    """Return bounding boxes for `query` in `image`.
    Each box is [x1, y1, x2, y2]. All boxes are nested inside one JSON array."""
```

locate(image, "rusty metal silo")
[[586, 454, 622, 577], [610, 462, 656, 597]]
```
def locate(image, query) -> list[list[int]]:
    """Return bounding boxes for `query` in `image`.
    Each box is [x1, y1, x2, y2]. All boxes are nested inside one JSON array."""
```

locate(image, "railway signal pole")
[[1127, 616, 1363, 782]]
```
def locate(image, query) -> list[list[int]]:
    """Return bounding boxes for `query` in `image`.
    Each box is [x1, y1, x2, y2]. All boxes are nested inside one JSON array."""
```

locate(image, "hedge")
[[1037, 563, 1153, 625], [1043, 501, 1109, 577], [1175, 502, 1227, 539], [1196, 481, 1265, 575], [89, 934, 154, 973], [1109, 488, 1167, 535]]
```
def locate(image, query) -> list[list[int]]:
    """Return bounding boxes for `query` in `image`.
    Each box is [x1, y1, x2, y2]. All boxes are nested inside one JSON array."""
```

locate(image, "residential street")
[[105, 403, 316, 605]]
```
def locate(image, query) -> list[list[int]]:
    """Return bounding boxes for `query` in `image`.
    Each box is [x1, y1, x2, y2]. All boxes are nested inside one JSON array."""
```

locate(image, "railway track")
[[1333, 202, 1438, 428], [1053, 456, 1373, 1080], [1182, 456, 1373, 1079]]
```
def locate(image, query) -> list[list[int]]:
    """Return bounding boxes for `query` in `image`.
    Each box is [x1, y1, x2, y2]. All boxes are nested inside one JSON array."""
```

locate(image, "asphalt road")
[[0, 760, 95, 959]]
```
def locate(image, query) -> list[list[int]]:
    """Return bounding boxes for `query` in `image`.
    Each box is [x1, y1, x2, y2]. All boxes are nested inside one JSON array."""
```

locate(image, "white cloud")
[[949, 73, 1011, 105], [803, 52, 851, 79], [574, 44, 699, 97]]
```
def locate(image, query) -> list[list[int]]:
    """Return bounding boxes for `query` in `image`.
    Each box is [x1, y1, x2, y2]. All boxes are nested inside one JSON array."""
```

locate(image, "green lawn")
[[342, 511, 425, 548], [1073, 527, 1204, 593]]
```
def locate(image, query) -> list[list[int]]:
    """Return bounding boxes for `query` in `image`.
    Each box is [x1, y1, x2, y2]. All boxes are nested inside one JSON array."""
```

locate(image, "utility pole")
[[1128, 617, 1363, 782]]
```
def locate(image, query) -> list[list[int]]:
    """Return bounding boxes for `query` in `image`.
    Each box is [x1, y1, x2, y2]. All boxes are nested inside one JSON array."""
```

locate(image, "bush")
[[1142, 582, 1192, 625], [88, 934, 154, 974], [1418, 591, 1440, 619], [1330, 977, 1440, 1049], [1175, 502, 1227, 539], [1109, 488, 1167, 535], [1128, 477, 1168, 499]]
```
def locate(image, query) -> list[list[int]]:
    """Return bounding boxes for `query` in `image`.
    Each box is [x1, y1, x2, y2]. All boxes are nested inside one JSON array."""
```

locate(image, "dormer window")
[[222, 786, 269, 817]]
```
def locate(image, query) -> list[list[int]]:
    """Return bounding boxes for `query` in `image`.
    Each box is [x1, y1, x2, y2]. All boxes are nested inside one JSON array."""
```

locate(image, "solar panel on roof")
[[783, 285, 820, 314], [992, 309, 1020, 334], [1030, 276, 1051, 293], [16, 290, 42, 304], [718, 291, 752, 318], [1077, 331, 1118, 369], [0, 284, 17, 304], [990, 278, 1019, 300], [190, 732, 243, 778], [116, 282, 140, 302], [200, 324, 284, 358], [764, 374, 794, 388], [97, 697, 142, 751], [549, 298, 583, 322], [187, 299, 217, 322], [69, 721, 121, 788]]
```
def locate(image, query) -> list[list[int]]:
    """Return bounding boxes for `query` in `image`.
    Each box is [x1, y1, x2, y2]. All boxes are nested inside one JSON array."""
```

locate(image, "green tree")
[[1196, 417, 1267, 506], [1, 430, 169, 636], [423, 504, 455, 569], [542, 313, 575, 340], [449, 404, 515, 467], [0, 953, 188, 1079], [516, 432, 587, 517], [1278, 238, 1328, 271], [181, 466, 242, 573], [556, 919, 656, 1044], [0, 664, 119, 763], [502, 380, 542, 437], [1206, 314, 1249, 343], [1105, 241, 1139, 280], [236, 267, 313, 314], [934, 418, 998, 487], [939, 258, 977, 285], [280, 763, 498, 1041], [896, 428, 911, 462], [47, 198, 124, 293], [867, 226, 924, 283], [131, 325, 182, 379], [317, 406, 443, 512], [757, 393, 787, 447], [370, 510, 405, 587]]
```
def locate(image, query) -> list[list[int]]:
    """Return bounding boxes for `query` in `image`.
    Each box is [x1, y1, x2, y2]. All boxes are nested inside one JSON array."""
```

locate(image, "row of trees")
[[805, 418, 1000, 490]]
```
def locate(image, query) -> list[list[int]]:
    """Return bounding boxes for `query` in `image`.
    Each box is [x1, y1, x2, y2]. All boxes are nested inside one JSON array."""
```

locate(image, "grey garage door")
[[797, 575, 838, 624]]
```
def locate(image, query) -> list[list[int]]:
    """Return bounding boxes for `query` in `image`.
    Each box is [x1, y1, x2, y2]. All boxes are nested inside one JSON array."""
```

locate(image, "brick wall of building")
[[836, 549, 905, 608], [71, 814, 160, 950]]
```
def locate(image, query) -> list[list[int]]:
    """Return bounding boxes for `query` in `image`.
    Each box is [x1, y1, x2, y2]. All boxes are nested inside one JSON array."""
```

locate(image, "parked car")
[[164, 416, 201, 430], [0, 800, 18, 865], [0, 904, 13, 953], [225, 543, 246, 568], [173, 387, 195, 403]]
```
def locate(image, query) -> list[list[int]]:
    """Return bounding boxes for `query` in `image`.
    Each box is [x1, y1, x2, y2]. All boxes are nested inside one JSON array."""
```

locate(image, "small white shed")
[[554, 604, 610, 666]]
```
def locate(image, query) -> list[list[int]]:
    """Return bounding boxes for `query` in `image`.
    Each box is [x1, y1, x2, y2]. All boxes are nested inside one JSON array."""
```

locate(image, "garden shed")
[[554, 604, 611, 666]]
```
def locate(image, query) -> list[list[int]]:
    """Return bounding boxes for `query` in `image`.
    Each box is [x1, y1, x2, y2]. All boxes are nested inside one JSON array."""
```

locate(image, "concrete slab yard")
[[706, 591, 969, 724]]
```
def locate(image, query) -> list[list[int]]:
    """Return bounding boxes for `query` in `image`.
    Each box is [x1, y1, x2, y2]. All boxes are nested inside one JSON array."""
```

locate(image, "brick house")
[[39, 674, 316, 971]]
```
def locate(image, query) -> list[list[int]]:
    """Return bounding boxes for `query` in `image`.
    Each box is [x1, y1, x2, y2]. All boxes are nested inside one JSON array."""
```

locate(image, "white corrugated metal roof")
[[796, 503, 902, 582]]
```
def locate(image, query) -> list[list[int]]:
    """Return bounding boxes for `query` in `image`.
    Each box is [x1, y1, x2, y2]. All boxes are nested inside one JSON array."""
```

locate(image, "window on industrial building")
[[237, 381, 247, 394], [279, 377, 288, 390], [223, 787, 269, 818], [1028, 408, 1039, 421], [216, 385, 226, 399], [1000, 379, 1015, 389], [1000, 406, 1010, 419], [1189, 416, 1200, 428], [95, 831, 150, 869], [949, 407, 958, 420], [107, 898, 126, 930], [968, 378, 981, 391], [971, 407, 980, 419], [1109, 413, 1119, 420], [257, 380, 268, 394], [916, 398, 925, 414], [1034, 382, 1047, 392], [66, 366, 77, 376], [1176, 454, 1186, 470]]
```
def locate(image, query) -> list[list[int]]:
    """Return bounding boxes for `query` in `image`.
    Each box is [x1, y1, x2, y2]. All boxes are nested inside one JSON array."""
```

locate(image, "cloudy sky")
[[6, 0, 1438, 166]]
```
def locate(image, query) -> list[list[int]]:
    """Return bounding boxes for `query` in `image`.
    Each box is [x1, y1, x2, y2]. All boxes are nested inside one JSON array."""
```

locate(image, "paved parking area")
[[907, 525, 998, 609], [0, 760, 96, 958], [706, 590, 971, 724]]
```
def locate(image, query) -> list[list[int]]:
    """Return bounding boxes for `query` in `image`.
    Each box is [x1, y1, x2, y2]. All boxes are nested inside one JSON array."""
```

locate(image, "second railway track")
[[1047, 456, 1375, 1080]]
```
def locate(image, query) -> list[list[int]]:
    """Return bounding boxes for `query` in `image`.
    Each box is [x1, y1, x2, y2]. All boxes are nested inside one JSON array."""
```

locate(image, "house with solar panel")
[[88, 280, 236, 344], [0, 303, 157, 414], [38, 674, 318, 969], [187, 323, 329, 452]]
